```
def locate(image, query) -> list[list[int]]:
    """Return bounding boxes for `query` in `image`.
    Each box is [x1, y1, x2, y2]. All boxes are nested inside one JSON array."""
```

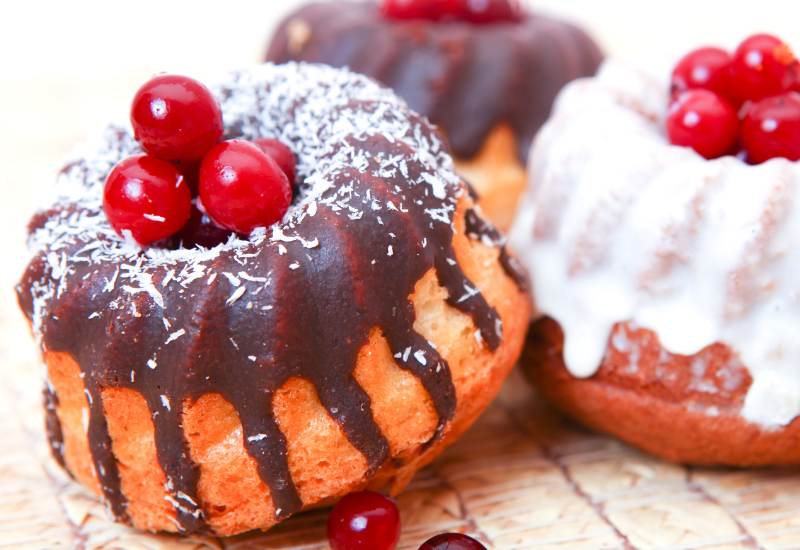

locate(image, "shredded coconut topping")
[[23, 62, 462, 345]]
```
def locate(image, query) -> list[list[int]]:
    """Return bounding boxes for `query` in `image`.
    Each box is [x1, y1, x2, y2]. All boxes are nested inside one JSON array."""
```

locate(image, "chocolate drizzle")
[[465, 208, 529, 293], [17, 63, 518, 534], [266, 1, 603, 163], [43, 386, 66, 470]]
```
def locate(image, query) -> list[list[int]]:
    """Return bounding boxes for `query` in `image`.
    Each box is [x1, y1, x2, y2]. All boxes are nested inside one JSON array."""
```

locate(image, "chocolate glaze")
[[43, 386, 66, 471], [464, 208, 529, 293], [17, 64, 521, 534], [266, 1, 603, 163]]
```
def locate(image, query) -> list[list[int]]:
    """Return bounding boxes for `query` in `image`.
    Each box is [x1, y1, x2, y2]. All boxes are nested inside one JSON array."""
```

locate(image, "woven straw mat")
[[3, 353, 800, 550]]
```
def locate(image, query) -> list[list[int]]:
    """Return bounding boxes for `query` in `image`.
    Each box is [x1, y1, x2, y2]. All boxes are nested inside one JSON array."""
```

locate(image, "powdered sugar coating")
[[510, 59, 800, 428], [24, 62, 463, 345]]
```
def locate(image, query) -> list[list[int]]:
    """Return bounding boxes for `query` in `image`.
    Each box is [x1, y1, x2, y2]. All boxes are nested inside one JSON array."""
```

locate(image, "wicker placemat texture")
[[2, 362, 799, 550]]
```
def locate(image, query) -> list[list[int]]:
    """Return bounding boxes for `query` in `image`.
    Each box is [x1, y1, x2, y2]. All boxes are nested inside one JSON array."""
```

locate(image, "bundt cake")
[[509, 58, 800, 466], [17, 62, 530, 535], [266, 0, 603, 231]]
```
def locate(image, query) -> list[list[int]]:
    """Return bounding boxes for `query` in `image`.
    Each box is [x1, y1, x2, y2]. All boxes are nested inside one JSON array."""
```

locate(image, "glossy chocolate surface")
[[17, 64, 523, 534], [267, 1, 603, 163]]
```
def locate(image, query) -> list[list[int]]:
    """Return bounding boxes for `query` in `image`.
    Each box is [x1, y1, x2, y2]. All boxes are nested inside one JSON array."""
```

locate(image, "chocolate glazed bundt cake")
[[17, 63, 530, 535], [266, 0, 603, 231]]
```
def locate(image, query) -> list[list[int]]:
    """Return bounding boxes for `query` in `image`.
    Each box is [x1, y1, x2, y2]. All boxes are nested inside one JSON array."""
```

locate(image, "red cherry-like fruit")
[[199, 140, 292, 234], [131, 74, 224, 162], [169, 203, 233, 249], [103, 154, 192, 245], [671, 47, 739, 107], [725, 138, 755, 165], [327, 491, 401, 550], [666, 89, 739, 160], [380, 0, 430, 19], [427, 0, 464, 19], [380, 0, 464, 20], [463, 0, 524, 23], [253, 138, 297, 184], [419, 533, 487, 550], [171, 157, 203, 197], [741, 91, 800, 163], [731, 34, 799, 102]]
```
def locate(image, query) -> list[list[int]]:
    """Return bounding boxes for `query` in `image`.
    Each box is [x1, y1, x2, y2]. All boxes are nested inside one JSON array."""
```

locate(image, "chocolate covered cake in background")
[[266, 0, 603, 231]]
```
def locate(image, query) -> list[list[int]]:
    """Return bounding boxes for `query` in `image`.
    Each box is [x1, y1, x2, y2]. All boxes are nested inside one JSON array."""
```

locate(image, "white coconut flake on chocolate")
[[23, 62, 463, 345]]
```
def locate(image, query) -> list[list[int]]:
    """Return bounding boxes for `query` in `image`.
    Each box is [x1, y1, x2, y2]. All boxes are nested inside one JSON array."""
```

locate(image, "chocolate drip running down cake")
[[17, 63, 530, 535], [267, 0, 603, 230]]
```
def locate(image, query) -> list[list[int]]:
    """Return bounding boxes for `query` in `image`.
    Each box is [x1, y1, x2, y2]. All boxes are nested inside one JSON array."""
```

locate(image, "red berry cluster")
[[667, 34, 800, 163], [380, 0, 523, 24], [103, 74, 296, 246], [327, 490, 486, 550]]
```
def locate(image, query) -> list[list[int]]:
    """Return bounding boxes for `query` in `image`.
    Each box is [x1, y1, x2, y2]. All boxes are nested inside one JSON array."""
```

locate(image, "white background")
[[2, 0, 800, 366]]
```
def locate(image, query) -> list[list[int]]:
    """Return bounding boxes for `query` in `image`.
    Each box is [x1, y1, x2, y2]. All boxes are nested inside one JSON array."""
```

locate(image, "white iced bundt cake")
[[510, 59, 800, 465]]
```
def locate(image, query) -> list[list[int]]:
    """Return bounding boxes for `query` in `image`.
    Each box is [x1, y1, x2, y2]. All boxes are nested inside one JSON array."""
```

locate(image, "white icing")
[[509, 60, 800, 428]]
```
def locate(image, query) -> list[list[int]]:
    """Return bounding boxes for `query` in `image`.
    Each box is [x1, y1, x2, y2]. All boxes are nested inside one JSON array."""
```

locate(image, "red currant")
[[380, 0, 429, 19], [171, 157, 203, 197], [671, 47, 739, 106], [169, 203, 233, 249], [103, 154, 192, 245], [741, 91, 800, 163], [731, 34, 799, 102], [433, 0, 466, 19], [199, 140, 291, 234], [419, 533, 487, 550], [463, 0, 524, 23], [327, 491, 401, 550], [380, 0, 463, 20], [380, 0, 521, 21], [725, 138, 754, 165], [666, 90, 739, 160], [131, 74, 224, 162], [252, 138, 297, 184]]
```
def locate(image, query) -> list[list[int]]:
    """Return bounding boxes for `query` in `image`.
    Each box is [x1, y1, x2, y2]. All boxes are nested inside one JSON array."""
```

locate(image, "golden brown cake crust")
[[21, 63, 531, 536], [43, 197, 530, 536], [521, 317, 800, 467], [453, 123, 527, 233]]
